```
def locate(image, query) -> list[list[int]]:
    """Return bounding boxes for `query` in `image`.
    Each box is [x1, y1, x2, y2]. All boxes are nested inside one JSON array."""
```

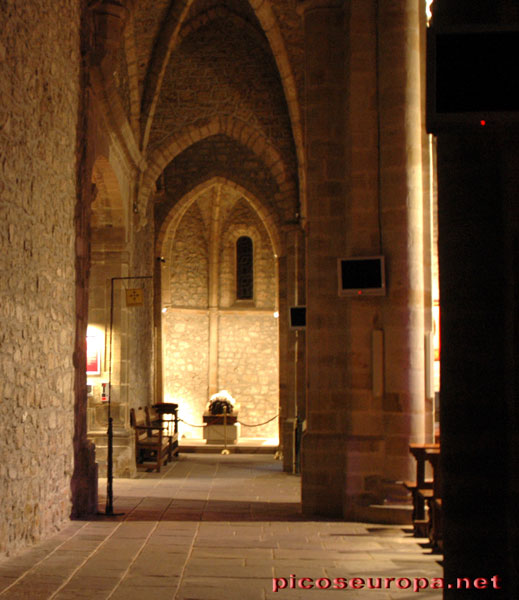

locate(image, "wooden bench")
[[432, 498, 443, 552], [422, 448, 442, 551], [130, 407, 173, 472], [403, 479, 433, 537], [405, 443, 441, 543], [146, 403, 179, 458]]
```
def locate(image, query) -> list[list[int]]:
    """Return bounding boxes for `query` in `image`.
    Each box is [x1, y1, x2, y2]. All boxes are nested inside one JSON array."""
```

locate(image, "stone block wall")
[[218, 314, 279, 439], [169, 202, 209, 307], [128, 198, 155, 411], [0, 0, 80, 557], [163, 312, 210, 438]]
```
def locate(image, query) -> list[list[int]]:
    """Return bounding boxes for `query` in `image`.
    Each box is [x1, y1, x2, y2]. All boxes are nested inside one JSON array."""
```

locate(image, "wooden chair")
[[145, 405, 161, 428], [146, 403, 179, 458], [130, 407, 172, 472]]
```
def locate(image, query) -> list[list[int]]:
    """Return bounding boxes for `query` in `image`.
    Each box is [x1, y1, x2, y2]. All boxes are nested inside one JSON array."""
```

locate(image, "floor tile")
[[0, 454, 442, 600]]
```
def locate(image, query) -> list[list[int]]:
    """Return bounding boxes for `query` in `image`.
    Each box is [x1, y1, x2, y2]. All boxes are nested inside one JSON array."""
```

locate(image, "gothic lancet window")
[[236, 236, 253, 300]]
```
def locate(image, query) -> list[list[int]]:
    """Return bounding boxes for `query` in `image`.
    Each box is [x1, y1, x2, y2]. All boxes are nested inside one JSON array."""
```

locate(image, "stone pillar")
[[301, 0, 430, 519], [299, 0, 349, 516], [72, 171, 99, 516], [87, 249, 136, 478], [434, 3, 519, 596], [208, 185, 222, 397], [378, 0, 426, 482], [278, 253, 290, 465], [154, 257, 165, 404], [279, 226, 305, 473], [84, 0, 136, 482], [90, 0, 128, 69], [438, 133, 514, 599]]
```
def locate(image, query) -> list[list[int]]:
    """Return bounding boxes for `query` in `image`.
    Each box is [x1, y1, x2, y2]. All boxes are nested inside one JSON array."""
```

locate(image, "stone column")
[[87, 248, 136, 478], [378, 0, 426, 482], [83, 0, 136, 483], [208, 185, 222, 397], [279, 226, 305, 473], [434, 2, 518, 596], [72, 169, 99, 516], [278, 252, 290, 465], [154, 256, 164, 404], [299, 0, 349, 516], [90, 0, 128, 68]]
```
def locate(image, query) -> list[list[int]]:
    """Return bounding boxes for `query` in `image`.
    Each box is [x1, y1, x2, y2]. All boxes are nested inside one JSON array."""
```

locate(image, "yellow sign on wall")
[[125, 288, 144, 306]]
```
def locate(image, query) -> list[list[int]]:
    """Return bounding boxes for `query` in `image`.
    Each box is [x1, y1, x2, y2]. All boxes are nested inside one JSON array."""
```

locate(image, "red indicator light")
[[480, 119, 486, 126], [358, 290, 362, 295]]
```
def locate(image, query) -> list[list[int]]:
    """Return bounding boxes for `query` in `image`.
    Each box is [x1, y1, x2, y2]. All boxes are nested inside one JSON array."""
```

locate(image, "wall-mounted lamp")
[[157, 256, 166, 263]]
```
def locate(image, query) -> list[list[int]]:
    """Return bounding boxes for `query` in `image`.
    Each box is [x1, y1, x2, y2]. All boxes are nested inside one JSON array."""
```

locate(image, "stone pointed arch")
[[138, 116, 295, 219], [177, 4, 271, 51], [247, 0, 306, 217], [137, 0, 304, 214], [140, 0, 194, 152], [89, 0, 143, 172], [91, 155, 127, 234], [156, 176, 283, 264], [123, 10, 142, 137]]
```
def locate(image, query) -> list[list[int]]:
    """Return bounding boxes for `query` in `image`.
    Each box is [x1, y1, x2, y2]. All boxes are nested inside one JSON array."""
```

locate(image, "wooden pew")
[[421, 447, 442, 551], [145, 403, 179, 458], [432, 498, 443, 551], [130, 407, 172, 472], [405, 443, 441, 540]]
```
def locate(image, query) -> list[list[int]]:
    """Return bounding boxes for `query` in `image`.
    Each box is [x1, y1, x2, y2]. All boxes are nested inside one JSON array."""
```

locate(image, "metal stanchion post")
[[105, 275, 151, 516], [221, 407, 230, 455]]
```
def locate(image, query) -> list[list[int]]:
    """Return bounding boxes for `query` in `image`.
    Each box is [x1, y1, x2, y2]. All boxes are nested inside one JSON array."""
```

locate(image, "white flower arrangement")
[[208, 390, 236, 414], [210, 390, 235, 405]]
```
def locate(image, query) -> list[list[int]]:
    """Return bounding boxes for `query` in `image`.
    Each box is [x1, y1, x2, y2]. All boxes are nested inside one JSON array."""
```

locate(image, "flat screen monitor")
[[289, 306, 306, 329], [427, 24, 519, 132], [338, 256, 386, 297]]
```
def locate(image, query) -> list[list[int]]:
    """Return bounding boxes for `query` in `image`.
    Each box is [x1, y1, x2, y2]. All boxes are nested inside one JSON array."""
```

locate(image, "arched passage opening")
[[157, 180, 283, 445], [86, 155, 140, 478]]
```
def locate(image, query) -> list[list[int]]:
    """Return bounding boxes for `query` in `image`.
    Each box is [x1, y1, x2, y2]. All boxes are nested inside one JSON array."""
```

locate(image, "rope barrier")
[[178, 414, 279, 429], [237, 415, 279, 427], [177, 414, 280, 452], [178, 418, 206, 428]]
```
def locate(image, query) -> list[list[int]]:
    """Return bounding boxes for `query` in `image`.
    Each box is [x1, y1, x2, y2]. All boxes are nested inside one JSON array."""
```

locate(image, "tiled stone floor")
[[0, 454, 443, 599]]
